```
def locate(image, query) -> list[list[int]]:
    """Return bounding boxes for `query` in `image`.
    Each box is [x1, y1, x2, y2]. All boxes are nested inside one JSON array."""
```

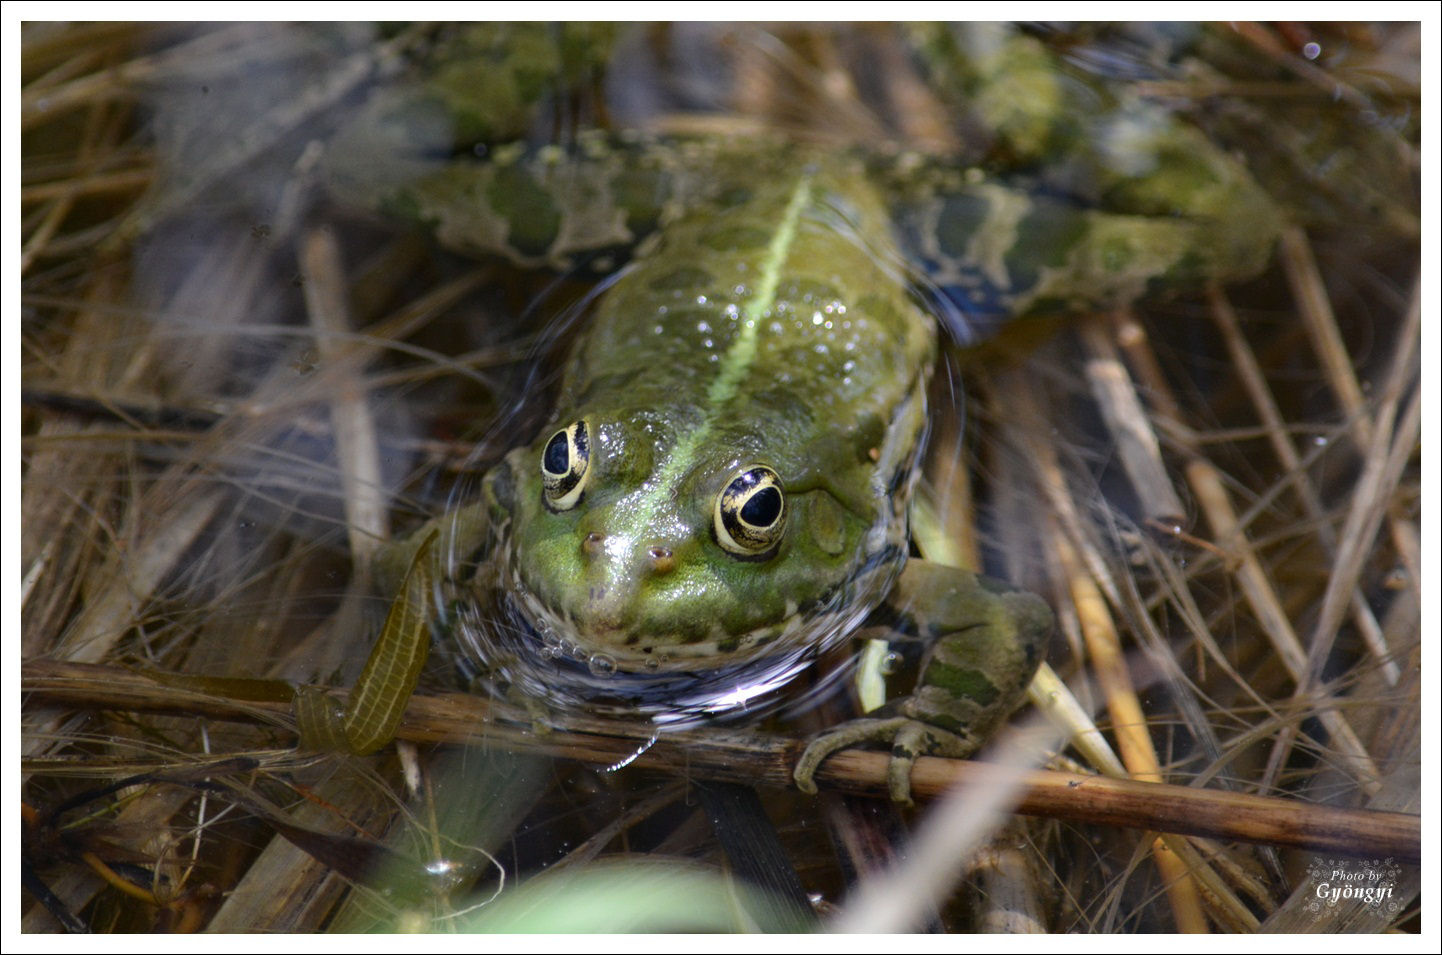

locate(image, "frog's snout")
[[569, 530, 681, 643], [579, 531, 677, 577]]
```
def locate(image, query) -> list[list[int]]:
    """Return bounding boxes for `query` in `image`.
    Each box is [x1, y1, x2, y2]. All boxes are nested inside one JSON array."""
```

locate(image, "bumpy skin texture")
[[462, 159, 948, 728], [357, 23, 1280, 799], [490, 160, 931, 663]]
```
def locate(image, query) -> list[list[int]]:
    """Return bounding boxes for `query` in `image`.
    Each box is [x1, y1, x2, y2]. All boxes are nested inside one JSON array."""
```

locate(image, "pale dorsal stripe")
[[641, 171, 815, 503]]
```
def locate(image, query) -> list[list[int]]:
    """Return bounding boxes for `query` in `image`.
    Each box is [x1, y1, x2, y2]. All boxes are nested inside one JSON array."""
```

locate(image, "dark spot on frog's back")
[[1005, 198, 1091, 290], [715, 185, 753, 208], [927, 660, 1001, 707], [612, 167, 670, 236], [485, 164, 561, 259], [933, 191, 990, 259]]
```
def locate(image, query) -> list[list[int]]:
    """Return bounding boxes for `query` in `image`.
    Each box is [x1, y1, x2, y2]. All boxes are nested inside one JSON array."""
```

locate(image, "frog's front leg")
[[794, 560, 1052, 804]]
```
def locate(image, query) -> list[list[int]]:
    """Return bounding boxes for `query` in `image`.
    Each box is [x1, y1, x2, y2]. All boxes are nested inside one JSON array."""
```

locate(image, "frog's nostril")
[[646, 545, 675, 575], [581, 531, 605, 557]]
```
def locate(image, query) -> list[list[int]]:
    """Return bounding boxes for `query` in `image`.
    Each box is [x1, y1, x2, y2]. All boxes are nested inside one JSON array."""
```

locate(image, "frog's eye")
[[714, 466, 786, 557], [541, 420, 591, 511]]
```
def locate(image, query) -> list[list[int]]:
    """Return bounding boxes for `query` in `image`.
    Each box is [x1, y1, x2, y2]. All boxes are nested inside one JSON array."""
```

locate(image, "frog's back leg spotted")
[[329, 23, 1281, 321], [888, 23, 1281, 331], [793, 561, 1052, 804]]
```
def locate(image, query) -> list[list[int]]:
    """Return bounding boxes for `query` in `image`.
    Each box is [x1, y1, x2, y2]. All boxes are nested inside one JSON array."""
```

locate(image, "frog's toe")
[[883, 719, 982, 804], [796, 716, 980, 804], [793, 716, 911, 796], [886, 721, 931, 805]]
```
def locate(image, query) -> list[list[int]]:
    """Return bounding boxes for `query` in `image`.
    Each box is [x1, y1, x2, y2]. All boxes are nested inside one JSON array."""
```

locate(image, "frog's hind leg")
[[794, 559, 1051, 804]]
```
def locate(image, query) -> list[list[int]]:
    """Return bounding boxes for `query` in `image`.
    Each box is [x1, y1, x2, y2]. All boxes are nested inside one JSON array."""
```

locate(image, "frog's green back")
[[555, 155, 934, 488], [470, 157, 935, 718]]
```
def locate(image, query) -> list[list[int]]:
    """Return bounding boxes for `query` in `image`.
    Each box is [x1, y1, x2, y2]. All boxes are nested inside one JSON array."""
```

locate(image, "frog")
[[350, 22, 1281, 804]]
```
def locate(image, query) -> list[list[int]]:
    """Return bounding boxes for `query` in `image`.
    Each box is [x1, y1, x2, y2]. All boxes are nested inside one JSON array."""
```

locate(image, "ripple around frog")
[[450, 501, 907, 729]]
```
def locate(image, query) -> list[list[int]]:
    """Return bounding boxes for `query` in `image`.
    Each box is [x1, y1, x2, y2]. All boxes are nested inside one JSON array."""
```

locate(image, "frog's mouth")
[[450, 532, 905, 726], [473, 590, 857, 726]]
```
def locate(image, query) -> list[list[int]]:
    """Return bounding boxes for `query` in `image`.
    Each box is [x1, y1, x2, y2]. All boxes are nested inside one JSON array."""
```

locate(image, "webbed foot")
[[793, 560, 1051, 804], [794, 716, 982, 804]]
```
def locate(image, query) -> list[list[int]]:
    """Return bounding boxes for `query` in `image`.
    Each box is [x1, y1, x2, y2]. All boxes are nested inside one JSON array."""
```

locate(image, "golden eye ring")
[[714, 465, 786, 557], [541, 419, 591, 511]]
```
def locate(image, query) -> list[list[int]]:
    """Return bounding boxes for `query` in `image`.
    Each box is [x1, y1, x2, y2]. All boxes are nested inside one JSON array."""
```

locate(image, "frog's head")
[[474, 401, 911, 700]]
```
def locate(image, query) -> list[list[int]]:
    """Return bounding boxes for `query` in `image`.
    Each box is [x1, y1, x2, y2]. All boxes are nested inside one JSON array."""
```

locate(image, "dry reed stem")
[[301, 226, 389, 562], [1079, 320, 1185, 527], [21, 659, 1420, 864], [21, 167, 153, 204], [1281, 227, 1420, 600], [1206, 285, 1396, 685], [1050, 521, 1207, 932], [1108, 315, 1385, 798], [1298, 279, 1419, 690], [964, 823, 1047, 933], [997, 361, 1245, 914], [995, 358, 1245, 926]]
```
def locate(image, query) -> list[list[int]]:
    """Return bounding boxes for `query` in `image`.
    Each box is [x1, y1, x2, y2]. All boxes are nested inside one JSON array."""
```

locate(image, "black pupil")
[[543, 432, 569, 475], [740, 486, 781, 527]]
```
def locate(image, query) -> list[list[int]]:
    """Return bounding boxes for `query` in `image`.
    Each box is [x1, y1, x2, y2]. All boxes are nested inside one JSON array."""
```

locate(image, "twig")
[[1079, 319, 1185, 528], [21, 660, 1420, 864]]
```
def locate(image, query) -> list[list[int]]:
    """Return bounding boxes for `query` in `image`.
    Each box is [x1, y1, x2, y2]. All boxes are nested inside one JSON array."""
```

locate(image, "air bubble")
[[588, 654, 617, 677]]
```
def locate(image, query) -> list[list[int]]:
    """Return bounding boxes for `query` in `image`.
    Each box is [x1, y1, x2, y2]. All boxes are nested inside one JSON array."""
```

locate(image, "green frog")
[[352, 23, 1280, 802]]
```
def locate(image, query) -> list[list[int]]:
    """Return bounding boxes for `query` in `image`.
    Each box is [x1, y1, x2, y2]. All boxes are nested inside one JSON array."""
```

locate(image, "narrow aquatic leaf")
[[293, 685, 350, 753], [341, 528, 439, 755]]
